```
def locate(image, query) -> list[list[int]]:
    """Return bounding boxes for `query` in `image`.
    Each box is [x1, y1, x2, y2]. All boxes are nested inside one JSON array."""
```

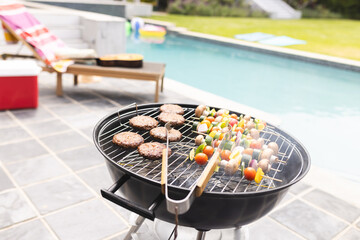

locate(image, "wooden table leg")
[[155, 79, 159, 103], [74, 75, 78, 86], [160, 75, 164, 92], [56, 72, 63, 96]]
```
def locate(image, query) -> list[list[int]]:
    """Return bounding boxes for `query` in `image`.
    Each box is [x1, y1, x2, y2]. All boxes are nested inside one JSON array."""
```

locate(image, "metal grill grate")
[[97, 104, 302, 194]]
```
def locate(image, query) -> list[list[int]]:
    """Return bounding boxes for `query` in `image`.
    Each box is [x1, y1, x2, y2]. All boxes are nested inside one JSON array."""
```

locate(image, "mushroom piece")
[[244, 114, 251, 122], [246, 121, 255, 130], [258, 159, 271, 173], [195, 135, 204, 145], [225, 159, 239, 175], [261, 148, 274, 160], [267, 142, 279, 155], [195, 105, 206, 118], [257, 138, 265, 147], [249, 128, 260, 140]]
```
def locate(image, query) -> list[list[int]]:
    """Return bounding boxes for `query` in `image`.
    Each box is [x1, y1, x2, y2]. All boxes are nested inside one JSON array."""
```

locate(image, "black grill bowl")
[[94, 103, 310, 230]]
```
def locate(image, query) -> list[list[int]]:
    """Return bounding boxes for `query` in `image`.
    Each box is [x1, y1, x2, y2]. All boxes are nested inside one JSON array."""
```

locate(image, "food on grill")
[[138, 142, 171, 160], [258, 159, 271, 173], [129, 116, 159, 130], [150, 127, 182, 142], [244, 167, 256, 181], [267, 142, 279, 155], [195, 135, 204, 145], [220, 149, 231, 161], [158, 112, 185, 127], [112, 132, 144, 148], [194, 152, 208, 165], [195, 105, 206, 117], [261, 148, 275, 160], [203, 145, 214, 158], [160, 104, 184, 115]]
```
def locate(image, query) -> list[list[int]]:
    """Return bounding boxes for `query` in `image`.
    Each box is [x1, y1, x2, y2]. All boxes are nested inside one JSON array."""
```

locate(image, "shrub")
[[302, 5, 342, 18]]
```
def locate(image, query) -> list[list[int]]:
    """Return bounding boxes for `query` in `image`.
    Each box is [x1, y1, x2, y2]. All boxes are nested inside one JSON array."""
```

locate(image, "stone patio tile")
[[357, 220, 360, 228], [289, 182, 311, 195], [39, 95, 72, 106], [0, 112, 17, 128], [0, 190, 36, 228], [24, 175, 94, 214], [339, 228, 360, 240], [77, 165, 112, 193], [6, 155, 69, 186], [81, 99, 117, 111], [62, 112, 102, 129], [25, 119, 71, 137], [65, 90, 101, 102], [247, 217, 302, 240], [57, 145, 103, 171], [303, 189, 360, 223], [0, 166, 14, 192], [270, 200, 347, 240], [39, 131, 89, 153], [0, 219, 55, 240], [0, 126, 31, 144], [11, 107, 54, 123], [0, 139, 48, 164], [47, 103, 88, 117], [38, 87, 54, 97], [80, 126, 93, 139], [45, 199, 127, 240], [103, 92, 144, 106]]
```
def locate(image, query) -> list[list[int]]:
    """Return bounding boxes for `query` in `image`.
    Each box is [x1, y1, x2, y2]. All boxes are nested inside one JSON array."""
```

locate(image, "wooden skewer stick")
[[262, 175, 282, 182]]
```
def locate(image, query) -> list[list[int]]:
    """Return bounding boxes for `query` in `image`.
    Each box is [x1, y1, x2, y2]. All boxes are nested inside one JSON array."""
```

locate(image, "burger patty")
[[150, 127, 182, 142], [112, 132, 144, 148], [138, 142, 171, 160], [158, 113, 185, 127], [160, 104, 184, 115], [129, 115, 159, 130]]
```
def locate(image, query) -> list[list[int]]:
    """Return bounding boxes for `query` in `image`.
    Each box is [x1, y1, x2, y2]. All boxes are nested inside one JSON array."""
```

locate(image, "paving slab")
[[23, 175, 94, 214], [0, 126, 31, 144], [65, 90, 102, 102], [56, 145, 103, 171], [339, 228, 360, 240], [288, 181, 311, 195], [303, 189, 360, 223], [0, 112, 17, 128], [77, 165, 112, 193], [62, 112, 102, 130], [80, 98, 117, 112], [39, 95, 73, 106], [47, 103, 88, 117], [11, 107, 54, 123], [6, 155, 69, 186], [39, 131, 89, 153], [45, 199, 128, 240], [0, 219, 55, 240], [0, 190, 36, 228], [25, 119, 71, 137], [0, 166, 14, 192], [270, 199, 348, 240], [0, 139, 48, 164]]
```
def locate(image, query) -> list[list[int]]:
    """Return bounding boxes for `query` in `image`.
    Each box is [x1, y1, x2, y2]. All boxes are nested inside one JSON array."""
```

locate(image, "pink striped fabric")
[[0, 1, 66, 66]]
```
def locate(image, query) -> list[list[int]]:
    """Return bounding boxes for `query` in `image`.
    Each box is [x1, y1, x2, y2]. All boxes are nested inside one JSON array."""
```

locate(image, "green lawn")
[[148, 15, 360, 61]]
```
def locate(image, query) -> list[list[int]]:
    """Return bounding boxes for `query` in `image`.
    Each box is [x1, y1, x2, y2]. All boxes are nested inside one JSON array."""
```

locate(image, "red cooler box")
[[0, 60, 41, 110]]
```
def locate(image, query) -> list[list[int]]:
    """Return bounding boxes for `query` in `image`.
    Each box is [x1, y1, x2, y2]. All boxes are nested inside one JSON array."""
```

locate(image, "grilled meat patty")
[[112, 132, 144, 148], [138, 142, 171, 160], [159, 104, 184, 115], [158, 112, 185, 127], [150, 127, 182, 142], [129, 115, 159, 130]]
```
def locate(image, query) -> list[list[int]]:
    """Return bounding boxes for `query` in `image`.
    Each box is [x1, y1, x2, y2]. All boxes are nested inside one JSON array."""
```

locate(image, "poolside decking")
[[0, 72, 359, 240]]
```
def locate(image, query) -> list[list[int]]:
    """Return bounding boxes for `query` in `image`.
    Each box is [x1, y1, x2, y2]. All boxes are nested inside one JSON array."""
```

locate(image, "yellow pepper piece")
[[257, 123, 265, 131], [255, 168, 264, 184], [238, 119, 245, 128], [209, 131, 217, 138]]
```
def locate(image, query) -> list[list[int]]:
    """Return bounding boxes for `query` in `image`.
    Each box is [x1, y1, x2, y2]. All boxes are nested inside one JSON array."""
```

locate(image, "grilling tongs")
[[161, 123, 229, 215]]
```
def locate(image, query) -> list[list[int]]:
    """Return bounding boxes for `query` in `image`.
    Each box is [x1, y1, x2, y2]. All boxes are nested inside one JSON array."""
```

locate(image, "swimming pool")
[[127, 34, 360, 182]]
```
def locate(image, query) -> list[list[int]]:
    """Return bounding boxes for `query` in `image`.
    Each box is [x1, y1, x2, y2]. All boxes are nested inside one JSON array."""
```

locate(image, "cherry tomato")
[[206, 116, 215, 123], [229, 118, 238, 127], [195, 153, 208, 165], [250, 141, 262, 149], [244, 167, 256, 181], [220, 150, 231, 161], [242, 148, 254, 156], [201, 120, 211, 128], [203, 146, 214, 158], [214, 140, 221, 147], [230, 114, 238, 119]]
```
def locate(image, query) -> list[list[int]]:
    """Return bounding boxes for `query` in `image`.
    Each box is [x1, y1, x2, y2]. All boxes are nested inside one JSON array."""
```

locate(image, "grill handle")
[[101, 174, 163, 220]]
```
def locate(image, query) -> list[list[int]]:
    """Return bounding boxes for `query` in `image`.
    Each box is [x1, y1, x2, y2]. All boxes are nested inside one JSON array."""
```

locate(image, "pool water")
[[127, 34, 360, 181]]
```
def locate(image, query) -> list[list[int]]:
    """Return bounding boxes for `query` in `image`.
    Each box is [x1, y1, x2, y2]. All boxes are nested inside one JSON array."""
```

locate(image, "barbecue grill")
[[93, 103, 310, 239]]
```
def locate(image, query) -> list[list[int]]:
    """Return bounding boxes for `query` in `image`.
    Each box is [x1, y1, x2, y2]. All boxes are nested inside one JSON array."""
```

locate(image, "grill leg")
[[123, 215, 145, 240], [233, 226, 249, 240], [196, 231, 206, 240]]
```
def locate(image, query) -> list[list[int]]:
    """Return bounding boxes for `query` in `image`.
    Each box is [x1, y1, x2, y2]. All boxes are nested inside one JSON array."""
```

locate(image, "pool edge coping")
[[143, 18, 360, 73]]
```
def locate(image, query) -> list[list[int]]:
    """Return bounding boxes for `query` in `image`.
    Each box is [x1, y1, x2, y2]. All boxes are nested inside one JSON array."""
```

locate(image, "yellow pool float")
[[139, 25, 166, 37]]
